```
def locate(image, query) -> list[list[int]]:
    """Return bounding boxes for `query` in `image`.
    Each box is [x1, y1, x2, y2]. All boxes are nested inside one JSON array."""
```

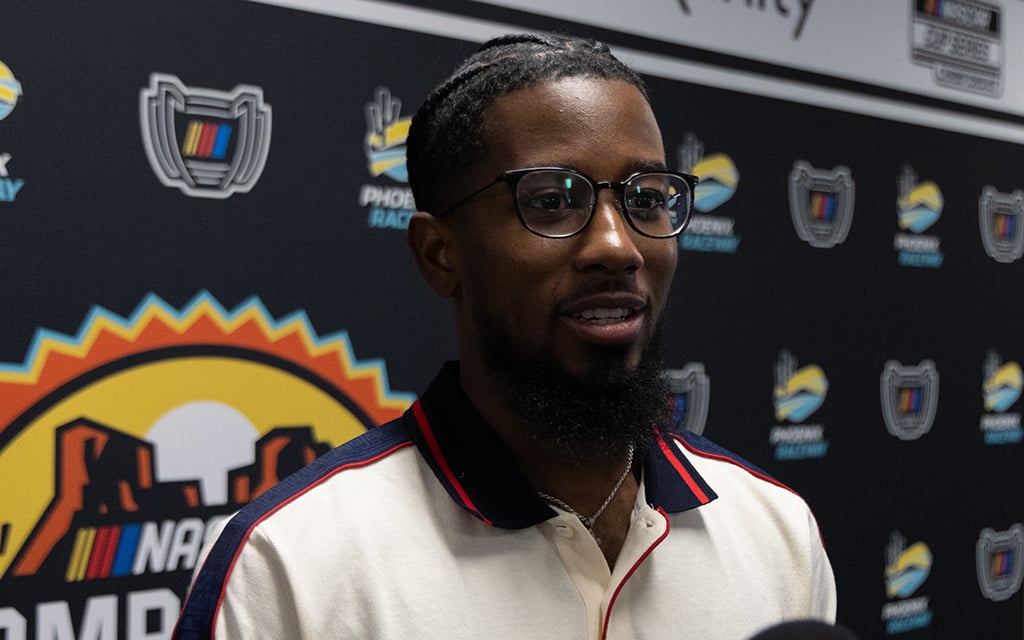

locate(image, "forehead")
[[479, 77, 665, 179]]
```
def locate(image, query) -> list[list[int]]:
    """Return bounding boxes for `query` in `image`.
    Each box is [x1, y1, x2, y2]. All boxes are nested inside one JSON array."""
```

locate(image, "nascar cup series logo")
[[769, 350, 829, 460], [360, 86, 416, 230], [980, 351, 1022, 445], [978, 186, 1024, 263], [676, 133, 740, 254], [140, 73, 272, 199], [788, 161, 854, 248], [882, 531, 934, 634], [0, 292, 412, 638], [911, 0, 1004, 97], [665, 363, 710, 436], [894, 166, 944, 268], [881, 360, 939, 441], [977, 524, 1024, 602]]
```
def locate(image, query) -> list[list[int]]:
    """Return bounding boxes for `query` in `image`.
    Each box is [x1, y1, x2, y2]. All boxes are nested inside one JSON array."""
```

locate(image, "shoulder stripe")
[[173, 422, 413, 639], [672, 432, 798, 497], [411, 399, 493, 525], [657, 434, 711, 504]]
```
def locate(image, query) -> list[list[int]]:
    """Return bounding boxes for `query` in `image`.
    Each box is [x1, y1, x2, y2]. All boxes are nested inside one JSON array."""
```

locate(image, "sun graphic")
[[0, 291, 414, 579]]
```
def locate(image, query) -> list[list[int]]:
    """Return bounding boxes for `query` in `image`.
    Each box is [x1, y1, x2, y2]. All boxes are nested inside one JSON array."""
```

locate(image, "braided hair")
[[406, 33, 650, 215]]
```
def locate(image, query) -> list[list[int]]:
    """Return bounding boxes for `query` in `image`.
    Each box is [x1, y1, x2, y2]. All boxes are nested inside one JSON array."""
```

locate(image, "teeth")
[[578, 308, 630, 324]]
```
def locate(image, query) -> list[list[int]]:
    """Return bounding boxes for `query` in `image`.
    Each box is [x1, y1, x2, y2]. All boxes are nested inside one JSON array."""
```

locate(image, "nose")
[[573, 190, 644, 273]]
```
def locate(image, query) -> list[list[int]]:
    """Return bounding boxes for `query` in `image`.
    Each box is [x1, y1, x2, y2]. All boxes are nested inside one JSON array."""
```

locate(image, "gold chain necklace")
[[537, 446, 635, 545]]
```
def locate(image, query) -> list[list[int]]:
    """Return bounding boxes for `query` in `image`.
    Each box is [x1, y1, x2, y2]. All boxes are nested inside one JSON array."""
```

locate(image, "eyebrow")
[[626, 158, 669, 173], [551, 158, 669, 177]]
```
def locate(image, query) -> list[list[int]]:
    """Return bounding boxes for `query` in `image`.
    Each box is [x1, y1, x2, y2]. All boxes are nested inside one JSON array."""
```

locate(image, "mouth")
[[574, 307, 635, 324], [561, 294, 648, 344]]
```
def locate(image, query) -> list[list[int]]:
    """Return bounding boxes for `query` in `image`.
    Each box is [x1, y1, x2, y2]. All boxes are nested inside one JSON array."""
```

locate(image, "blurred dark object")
[[749, 619, 860, 640]]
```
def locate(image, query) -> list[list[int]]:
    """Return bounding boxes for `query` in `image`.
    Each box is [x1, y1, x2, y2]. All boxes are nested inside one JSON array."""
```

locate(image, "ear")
[[407, 211, 459, 298]]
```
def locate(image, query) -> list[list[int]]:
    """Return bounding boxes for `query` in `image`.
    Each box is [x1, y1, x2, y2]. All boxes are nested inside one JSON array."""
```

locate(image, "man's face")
[[447, 77, 678, 385]]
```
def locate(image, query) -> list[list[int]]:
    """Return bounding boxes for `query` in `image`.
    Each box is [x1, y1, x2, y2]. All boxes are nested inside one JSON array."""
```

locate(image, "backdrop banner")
[[0, 1, 1020, 637]]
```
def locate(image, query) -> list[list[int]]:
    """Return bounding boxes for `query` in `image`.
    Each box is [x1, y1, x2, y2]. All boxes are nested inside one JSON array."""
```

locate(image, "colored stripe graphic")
[[992, 550, 1013, 577], [182, 121, 232, 159], [183, 121, 203, 156], [85, 526, 121, 579], [212, 125, 231, 159], [66, 524, 145, 581], [66, 527, 96, 582], [996, 213, 1016, 238], [810, 192, 834, 221], [198, 124, 217, 157], [112, 523, 142, 577], [922, 0, 942, 17], [900, 388, 922, 414]]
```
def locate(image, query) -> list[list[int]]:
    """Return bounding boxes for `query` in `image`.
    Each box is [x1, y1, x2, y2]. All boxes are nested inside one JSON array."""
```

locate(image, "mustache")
[[554, 276, 648, 308]]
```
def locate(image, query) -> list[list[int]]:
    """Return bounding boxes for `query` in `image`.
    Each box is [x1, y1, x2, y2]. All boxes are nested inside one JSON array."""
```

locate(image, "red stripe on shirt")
[[601, 508, 671, 640], [657, 435, 711, 504], [672, 433, 798, 496], [411, 399, 493, 526]]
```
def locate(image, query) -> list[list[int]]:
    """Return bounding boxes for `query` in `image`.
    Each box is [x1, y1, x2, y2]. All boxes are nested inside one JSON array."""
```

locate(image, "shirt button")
[[555, 525, 575, 538]]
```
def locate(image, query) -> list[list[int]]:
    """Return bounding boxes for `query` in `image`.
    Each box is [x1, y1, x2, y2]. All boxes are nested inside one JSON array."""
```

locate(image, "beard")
[[476, 308, 671, 464]]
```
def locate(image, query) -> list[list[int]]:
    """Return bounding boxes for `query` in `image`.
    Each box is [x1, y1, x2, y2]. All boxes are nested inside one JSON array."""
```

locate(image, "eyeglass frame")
[[435, 166, 699, 239]]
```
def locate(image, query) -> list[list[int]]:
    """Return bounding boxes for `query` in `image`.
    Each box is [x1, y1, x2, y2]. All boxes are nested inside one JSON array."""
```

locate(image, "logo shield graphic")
[[666, 363, 710, 435], [880, 360, 939, 441], [978, 186, 1024, 263], [977, 525, 1024, 602], [788, 161, 854, 248], [140, 73, 272, 199]]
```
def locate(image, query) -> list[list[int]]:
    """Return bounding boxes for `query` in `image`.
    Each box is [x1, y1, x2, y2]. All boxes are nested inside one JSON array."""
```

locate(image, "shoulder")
[[671, 430, 792, 493], [668, 430, 820, 529], [175, 419, 420, 638], [663, 431, 837, 619], [227, 418, 415, 536]]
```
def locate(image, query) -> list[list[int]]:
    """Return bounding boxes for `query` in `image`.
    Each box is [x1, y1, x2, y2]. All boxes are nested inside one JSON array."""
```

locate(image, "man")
[[174, 34, 836, 639]]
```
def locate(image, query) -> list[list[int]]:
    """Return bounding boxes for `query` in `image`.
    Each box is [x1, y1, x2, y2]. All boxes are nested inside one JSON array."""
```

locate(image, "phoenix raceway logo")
[[665, 363, 710, 436], [0, 292, 412, 639], [978, 186, 1024, 263], [676, 133, 740, 254], [894, 166, 944, 268], [0, 61, 26, 204], [910, 0, 1003, 97], [977, 524, 1024, 602], [770, 350, 829, 461], [880, 360, 939, 441], [980, 351, 1022, 445], [0, 152, 25, 203], [0, 60, 21, 122], [882, 531, 934, 634], [140, 73, 272, 199], [788, 161, 854, 248], [360, 87, 416, 231]]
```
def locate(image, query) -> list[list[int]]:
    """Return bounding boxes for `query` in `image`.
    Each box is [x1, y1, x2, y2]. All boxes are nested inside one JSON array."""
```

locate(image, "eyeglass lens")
[[514, 169, 691, 238]]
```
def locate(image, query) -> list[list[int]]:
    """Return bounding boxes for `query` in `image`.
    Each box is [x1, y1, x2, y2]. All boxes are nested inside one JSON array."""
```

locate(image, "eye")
[[522, 188, 577, 212], [626, 187, 667, 211]]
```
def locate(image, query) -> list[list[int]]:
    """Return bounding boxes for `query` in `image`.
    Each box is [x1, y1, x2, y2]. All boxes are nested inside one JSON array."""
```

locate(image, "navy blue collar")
[[404, 362, 718, 529]]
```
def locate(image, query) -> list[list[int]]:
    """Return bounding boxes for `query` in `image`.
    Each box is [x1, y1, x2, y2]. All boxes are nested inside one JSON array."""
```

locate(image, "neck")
[[458, 359, 641, 567]]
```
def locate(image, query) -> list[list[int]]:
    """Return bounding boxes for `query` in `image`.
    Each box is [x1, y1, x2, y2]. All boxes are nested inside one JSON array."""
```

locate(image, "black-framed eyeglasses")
[[437, 167, 698, 239]]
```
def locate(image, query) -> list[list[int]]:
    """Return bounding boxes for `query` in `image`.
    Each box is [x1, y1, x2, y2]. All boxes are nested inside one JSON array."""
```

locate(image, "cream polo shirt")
[[174, 362, 836, 640]]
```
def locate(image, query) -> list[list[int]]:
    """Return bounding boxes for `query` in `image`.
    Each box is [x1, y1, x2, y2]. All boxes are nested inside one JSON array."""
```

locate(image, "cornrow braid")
[[406, 33, 650, 215]]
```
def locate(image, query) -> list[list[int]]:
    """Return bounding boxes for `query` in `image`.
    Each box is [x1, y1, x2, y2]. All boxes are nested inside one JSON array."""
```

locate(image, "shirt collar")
[[405, 361, 717, 529]]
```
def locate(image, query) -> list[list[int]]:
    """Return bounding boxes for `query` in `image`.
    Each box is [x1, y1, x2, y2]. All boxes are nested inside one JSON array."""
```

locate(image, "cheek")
[[458, 237, 543, 306], [645, 242, 679, 286]]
